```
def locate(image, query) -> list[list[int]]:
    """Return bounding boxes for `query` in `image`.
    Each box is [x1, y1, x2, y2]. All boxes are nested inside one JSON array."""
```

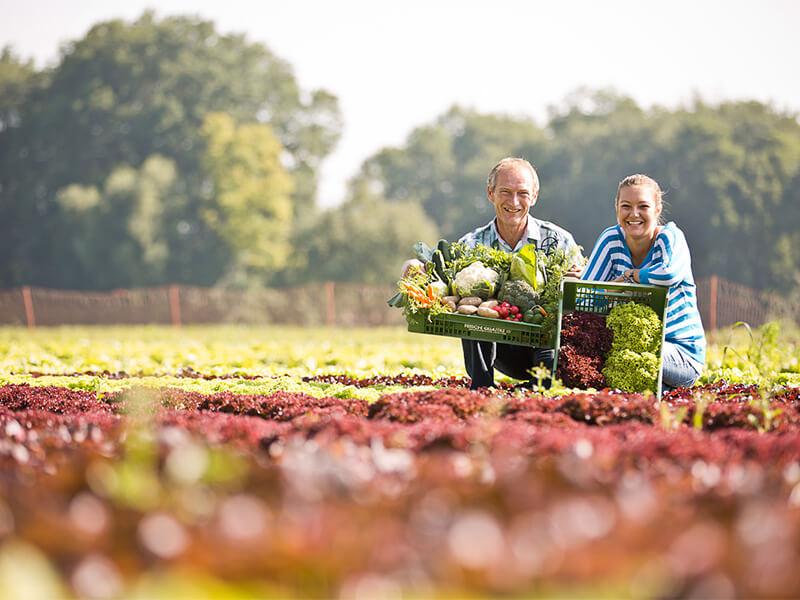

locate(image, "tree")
[[285, 181, 439, 285], [0, 47, 41, 132], [201, 112, 294, 282], [651, 101, 800, 289], [0, 12, 341, 288], [54, 155, 187, 288]]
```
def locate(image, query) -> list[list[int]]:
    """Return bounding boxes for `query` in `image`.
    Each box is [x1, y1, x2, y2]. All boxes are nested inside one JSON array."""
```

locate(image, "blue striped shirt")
[[582, 222, 706, 368]]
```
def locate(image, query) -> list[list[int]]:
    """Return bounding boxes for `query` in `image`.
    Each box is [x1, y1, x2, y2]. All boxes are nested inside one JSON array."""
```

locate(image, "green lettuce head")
[[603, 349, 660, 393], [607, 302, 662, 354]]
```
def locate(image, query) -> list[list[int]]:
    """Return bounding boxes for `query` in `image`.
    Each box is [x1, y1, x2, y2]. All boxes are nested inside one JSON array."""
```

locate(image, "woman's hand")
[[613, 268, 639, 283]]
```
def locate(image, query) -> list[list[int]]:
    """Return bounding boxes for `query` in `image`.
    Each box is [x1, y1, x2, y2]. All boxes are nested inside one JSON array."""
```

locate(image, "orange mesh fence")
[[0, 283, 406, 327], [695, 276, 793, 330], [0, 289, 28, 326], [0, 277, 788, 329]]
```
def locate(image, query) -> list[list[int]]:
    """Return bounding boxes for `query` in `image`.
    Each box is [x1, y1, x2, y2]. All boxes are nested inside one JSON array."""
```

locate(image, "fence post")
[[709, 275, 718, 331], [168, 285, 182, 327], [21, 286, 36, 328], [325, 281, 336, 326]]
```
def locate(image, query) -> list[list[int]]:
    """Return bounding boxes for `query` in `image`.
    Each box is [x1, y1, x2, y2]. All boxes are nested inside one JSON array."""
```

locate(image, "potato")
[[457, 304, 479, 315], [477, 306, 500, 318], [443, 299, 457, 312], [443, 295, 460, 306], [479, 300, 499, 310], [457, 296, 483, 307]]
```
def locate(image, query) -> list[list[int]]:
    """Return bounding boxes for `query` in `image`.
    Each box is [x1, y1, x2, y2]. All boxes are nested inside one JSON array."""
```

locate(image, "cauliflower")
[[453, 261, 500, 300]]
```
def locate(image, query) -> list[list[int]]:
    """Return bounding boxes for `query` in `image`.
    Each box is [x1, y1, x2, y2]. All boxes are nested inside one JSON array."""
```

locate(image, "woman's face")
[[616, 184, 662, 243]]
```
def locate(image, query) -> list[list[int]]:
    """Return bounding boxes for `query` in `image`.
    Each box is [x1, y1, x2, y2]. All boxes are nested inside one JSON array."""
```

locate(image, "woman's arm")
[[581, 227, 619, 281], [637, 226, 692, 287]]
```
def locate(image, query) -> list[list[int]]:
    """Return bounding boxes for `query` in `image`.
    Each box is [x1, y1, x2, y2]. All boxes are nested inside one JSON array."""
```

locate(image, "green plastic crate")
[[407, 311, 553, 348], [554, 279, 669, 397]]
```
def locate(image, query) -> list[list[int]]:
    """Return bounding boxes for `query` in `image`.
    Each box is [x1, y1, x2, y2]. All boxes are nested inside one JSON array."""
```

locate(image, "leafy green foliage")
[[290, 193, 439, 285], [509, 243, 544, 290], [449, 242, 513, 275], [538, 248, 573, 343], [606, 302, 662, 354], [0, 47, 41, 132], [603, 349, 660, 394], [54, 155, 186, 288], [201, 112, 294, 280], [0, 12, 341, 288], [603, 303, 662, 393]]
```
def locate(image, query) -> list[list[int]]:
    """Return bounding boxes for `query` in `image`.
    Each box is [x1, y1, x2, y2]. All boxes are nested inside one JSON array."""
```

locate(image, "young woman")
[[582, 174, 705, 389]]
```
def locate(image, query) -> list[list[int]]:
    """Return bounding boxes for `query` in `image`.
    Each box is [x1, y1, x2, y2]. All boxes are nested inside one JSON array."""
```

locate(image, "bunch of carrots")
[[398, 280, 440, 308]]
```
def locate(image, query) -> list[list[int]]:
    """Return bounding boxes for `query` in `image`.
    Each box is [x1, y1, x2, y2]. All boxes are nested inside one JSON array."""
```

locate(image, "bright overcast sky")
[[2, 0, 799, 206]]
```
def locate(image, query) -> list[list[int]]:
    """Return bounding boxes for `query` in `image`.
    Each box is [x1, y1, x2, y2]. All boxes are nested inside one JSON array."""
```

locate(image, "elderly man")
[[403, 157, 582, 389]]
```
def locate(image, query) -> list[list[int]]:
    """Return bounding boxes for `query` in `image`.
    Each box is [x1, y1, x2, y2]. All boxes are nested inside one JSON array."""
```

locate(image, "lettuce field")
[[1, 323, 800, 598]]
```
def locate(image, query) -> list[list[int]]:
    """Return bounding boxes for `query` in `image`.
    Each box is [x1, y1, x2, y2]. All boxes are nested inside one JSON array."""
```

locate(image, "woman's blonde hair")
[[615, 174, 666, 224]]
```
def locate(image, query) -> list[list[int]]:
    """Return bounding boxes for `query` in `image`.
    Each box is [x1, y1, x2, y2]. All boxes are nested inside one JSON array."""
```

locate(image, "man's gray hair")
[[486, 157, 540, 194]]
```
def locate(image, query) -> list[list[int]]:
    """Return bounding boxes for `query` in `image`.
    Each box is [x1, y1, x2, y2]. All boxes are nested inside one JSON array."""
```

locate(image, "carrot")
[[400, 281, 434, 307]]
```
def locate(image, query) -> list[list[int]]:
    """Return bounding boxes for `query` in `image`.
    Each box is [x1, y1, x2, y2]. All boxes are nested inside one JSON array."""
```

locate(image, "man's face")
[[487, 165, 538, 231]]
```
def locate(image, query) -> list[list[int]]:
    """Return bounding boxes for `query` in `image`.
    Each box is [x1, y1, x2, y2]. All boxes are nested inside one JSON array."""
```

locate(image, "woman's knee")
[[661, 344, 702, 389]]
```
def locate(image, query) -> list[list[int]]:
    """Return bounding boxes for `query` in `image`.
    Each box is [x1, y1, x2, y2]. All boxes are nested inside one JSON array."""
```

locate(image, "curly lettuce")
[[603, 303, 662, 393], [606, 302, 662, 354], [603, 349, 660, 393]]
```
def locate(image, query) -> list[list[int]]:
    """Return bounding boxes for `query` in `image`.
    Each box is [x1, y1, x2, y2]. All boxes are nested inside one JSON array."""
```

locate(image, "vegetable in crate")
[[603, 302, 662, 393], [559, 345, 606, 389], [452, 261, 500, 300], [523, 307, 545, 324], [556, 312, 612, 389], [498, 279, 539, 313], [537, 247, 575, 343], [603, 349, 660, 393], [510, 243, 548, 290], [395, 265, 452, 321], [606, 302, 662, 354]]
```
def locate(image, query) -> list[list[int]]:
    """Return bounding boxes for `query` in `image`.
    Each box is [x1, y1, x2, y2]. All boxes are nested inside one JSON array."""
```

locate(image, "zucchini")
[[431, 249, 448, 283], [437, 239, 452, 263]]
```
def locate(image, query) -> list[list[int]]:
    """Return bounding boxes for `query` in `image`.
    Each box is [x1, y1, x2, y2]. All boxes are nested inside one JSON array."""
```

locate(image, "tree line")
[[2, 13, 799, 292]]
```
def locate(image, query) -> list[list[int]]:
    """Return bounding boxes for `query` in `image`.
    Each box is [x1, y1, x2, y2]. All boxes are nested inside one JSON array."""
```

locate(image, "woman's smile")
[[616, 186, 661, 241]]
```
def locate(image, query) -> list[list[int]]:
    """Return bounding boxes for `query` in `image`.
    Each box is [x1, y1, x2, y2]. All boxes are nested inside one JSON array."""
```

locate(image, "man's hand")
[[400, 259, 424, 278]]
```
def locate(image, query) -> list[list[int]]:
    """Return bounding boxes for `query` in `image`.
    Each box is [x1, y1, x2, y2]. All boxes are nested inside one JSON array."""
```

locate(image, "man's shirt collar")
[[490, 214, 540, 252]]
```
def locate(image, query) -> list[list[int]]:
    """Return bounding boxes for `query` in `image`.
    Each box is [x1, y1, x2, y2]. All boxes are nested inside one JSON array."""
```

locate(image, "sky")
[[2, 0, 799, 206]]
